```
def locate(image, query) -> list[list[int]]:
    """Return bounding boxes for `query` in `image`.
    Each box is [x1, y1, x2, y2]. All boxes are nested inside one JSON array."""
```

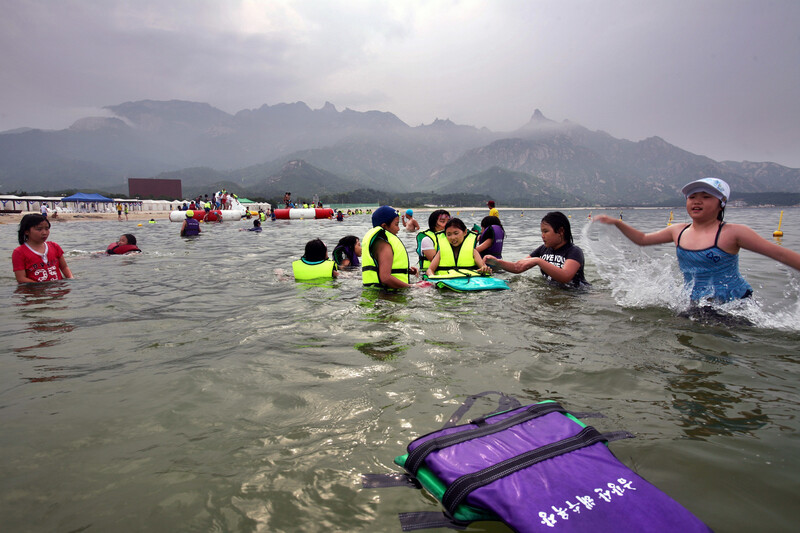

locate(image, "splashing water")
[[582, 221, 800, 331]]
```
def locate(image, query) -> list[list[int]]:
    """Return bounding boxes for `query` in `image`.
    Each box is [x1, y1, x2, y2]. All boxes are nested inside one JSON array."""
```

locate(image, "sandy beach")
[[0, 210, 173, 225]]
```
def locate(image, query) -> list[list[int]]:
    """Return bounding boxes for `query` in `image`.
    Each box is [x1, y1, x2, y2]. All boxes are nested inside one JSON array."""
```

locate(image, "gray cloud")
[[1, 0, 799, 166]]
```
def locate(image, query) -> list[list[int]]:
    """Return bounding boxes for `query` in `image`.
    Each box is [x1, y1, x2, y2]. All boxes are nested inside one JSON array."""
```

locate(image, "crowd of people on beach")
[[11, 178, 800, 309]]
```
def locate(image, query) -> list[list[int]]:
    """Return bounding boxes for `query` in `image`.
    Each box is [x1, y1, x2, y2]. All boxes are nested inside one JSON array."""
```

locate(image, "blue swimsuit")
[[676, 223, 752, 302]]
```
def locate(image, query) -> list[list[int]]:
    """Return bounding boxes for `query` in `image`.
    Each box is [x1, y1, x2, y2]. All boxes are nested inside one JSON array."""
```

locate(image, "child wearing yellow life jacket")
[[425, 218, 492, 278], [292, 238, 338, 280]]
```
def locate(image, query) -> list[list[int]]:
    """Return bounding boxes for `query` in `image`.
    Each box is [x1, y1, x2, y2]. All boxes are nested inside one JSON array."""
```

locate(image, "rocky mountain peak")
[[320, 101, 337, 113]]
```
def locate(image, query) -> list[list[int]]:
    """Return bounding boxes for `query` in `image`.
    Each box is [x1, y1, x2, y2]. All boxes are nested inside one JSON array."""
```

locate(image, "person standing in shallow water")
[[594, 177, 800, 302], [401, 209, 420, 232], [487, 200, 499, 218], [362, 206, 419, 289], [416, 209, 451, 272], [12, 214, 74, 283], [485, 211, 588, 287]]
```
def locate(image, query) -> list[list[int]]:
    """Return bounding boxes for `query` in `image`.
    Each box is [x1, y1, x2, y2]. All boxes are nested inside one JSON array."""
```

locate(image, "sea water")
[[1, 207, 799, 532]]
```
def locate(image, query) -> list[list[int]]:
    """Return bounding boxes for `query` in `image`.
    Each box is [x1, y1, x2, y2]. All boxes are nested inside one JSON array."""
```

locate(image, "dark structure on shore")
[[128, 178, 182, 199]]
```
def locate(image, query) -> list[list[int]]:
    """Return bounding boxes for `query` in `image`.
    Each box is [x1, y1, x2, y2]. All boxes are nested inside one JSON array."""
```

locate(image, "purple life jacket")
[[367, 393, 712, 532], [183, 218, 200, 236], [479, 225, 504, 258]]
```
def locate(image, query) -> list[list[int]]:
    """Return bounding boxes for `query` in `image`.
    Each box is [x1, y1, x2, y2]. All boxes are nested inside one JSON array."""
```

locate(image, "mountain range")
[[1, 99, 799, 206]]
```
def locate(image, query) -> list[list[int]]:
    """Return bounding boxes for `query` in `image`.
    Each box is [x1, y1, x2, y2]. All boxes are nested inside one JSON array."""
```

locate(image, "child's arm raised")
[[731, 224, 800, 271], [594, 215, 679, 246]]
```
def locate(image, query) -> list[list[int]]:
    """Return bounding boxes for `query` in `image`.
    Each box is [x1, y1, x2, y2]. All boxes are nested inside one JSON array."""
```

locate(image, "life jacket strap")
[[362, 266, 410, 274], [361, 473, 420, 489], [405, 402, 567, 476], [443, 391, 521, 428], [398, 511, 468, 531]]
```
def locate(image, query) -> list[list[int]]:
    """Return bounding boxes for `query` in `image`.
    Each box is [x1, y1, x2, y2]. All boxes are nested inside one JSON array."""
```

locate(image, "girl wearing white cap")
[[595, 177, 800, 302]]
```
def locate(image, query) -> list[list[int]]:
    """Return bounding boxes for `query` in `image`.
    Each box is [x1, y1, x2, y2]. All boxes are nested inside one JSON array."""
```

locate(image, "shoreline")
[[1, 204, 776, 225], [0, 210, 175, 225]]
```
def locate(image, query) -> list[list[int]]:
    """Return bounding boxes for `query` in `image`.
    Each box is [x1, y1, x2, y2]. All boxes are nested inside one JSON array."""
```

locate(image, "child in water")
[[475, 215, 505, 258], [107, 234, 141, 254], [12, 214, 74, 283], [594, 177, 800, 302], [416, 209, 451, 271], [426, 218, 492, 277], [332, 235, 361, 268], [485, 211, 588, 287], [240, 220, 262, 232], [292, 238, 339, 280]]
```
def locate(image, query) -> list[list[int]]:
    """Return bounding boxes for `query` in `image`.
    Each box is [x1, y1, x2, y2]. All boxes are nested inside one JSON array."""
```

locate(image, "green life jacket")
[[292, 258, 337, 280], [416, 229, 438, 271], [434, 231, 478, 272], [362, 226, 410, 287]]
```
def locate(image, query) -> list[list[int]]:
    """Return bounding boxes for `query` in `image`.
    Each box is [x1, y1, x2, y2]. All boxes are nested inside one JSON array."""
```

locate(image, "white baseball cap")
[[681, 177, 730, 207]]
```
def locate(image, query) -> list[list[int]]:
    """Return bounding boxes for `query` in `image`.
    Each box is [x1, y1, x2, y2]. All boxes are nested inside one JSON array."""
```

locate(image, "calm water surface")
[[1, 207, 799, 532]]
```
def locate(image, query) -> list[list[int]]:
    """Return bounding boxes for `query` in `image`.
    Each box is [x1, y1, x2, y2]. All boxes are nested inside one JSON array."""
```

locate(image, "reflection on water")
[[669, 366, 770, 439], [0, 210, 799, 532], [11, 283, 75, 382]]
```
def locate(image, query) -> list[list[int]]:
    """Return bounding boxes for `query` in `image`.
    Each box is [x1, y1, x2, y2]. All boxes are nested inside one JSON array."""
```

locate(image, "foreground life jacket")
[[362, 226, 410, 287], [364, 392, 712, 533], [434, 230, 478, 272], [292, 258, 337, 280], [415, 229, 438, 272]]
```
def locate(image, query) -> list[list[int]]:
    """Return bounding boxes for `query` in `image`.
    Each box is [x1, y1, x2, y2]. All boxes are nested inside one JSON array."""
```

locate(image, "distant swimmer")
[[595, 177, 800, 303], [487, 200, 499, 218], [107, 234, 141, 254], [401, 209, 420, 232], [240, 220, 262, 232], [180, 211, 201, 237]]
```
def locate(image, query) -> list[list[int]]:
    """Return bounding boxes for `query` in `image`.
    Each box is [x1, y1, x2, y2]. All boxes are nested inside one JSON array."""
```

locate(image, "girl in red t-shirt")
[[12, 214, 74, 283]]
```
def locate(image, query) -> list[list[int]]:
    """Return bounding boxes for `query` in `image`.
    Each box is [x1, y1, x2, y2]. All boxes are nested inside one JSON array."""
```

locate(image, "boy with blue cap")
[[595, 177, 800, 302], [401, 208, 420, 232], [362, 206, 419, 288]]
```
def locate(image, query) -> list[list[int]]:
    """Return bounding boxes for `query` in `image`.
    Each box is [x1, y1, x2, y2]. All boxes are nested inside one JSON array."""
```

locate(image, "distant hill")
[[3, 100, 800, 206], [436, 166, 587, 207]]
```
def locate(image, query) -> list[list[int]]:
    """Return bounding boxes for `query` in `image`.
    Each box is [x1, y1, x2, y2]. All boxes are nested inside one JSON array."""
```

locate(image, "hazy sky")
[[2, 0, 800, 167]]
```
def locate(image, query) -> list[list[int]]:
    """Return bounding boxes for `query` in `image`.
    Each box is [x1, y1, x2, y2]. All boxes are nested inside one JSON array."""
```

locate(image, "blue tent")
[[61, 192, 113, 203]]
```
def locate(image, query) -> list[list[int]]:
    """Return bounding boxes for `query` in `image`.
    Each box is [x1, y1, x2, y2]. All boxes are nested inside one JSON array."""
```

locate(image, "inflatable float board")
[[364, 393, 712, 533], [434, 276, 509, 292], [425, 271, 509, 292], [273, 208, 334, 220], [168, 210, 241, 222]]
